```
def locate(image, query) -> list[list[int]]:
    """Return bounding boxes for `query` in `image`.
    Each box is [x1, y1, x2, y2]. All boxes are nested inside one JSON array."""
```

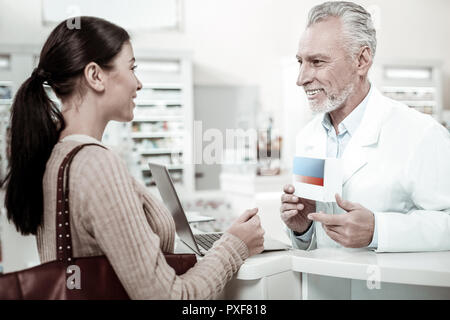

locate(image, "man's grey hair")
[[308, 1, 377, 59]]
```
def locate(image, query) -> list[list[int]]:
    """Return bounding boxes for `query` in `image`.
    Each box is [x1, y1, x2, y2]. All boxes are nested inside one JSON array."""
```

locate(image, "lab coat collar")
[[321, 85, 371, 138], [300, 87, 391, 185], [302, 87, 389, 152], [346, 87, 389, 149]]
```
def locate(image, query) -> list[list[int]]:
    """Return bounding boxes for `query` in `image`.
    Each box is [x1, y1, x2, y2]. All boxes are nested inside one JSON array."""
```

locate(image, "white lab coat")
[[289, 87, 450, 252]]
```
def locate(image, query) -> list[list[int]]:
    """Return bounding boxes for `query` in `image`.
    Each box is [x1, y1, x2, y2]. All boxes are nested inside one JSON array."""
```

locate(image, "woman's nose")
[[136, 77, 143, 91]]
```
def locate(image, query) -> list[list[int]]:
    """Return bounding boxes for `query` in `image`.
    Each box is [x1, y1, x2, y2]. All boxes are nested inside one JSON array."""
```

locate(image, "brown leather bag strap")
[[56, 143, 107, 263]]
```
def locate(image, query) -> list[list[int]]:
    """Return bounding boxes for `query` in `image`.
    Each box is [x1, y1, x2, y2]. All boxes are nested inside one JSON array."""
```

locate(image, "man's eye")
[[312, 60, 323, 66], [297, 60, 303, 65], [131, 65, 138, 71]]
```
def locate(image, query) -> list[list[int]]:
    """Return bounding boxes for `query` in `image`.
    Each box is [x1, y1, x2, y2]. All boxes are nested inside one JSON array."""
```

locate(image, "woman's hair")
[[1, 16, 130, 235]]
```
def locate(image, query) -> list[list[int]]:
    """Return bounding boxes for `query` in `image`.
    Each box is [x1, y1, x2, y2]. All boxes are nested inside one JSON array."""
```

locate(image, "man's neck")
[[329, 81, 371, 134]]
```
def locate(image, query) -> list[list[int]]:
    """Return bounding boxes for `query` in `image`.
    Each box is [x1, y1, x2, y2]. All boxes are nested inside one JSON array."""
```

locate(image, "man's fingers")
[[281, 194, 299, 203], [308, 212, 345, 226], [335, 194, 358, 212], [281, 210, 298, 221], [280, 203, 304, 213], [283, 184, 295, 194]]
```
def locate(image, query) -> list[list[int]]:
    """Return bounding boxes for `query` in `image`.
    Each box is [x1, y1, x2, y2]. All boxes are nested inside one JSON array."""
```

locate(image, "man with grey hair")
[[280, 1, 450, 252]]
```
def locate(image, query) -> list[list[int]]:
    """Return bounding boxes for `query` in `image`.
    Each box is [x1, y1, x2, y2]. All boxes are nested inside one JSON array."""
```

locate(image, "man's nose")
[[297, 63, 313, 87]]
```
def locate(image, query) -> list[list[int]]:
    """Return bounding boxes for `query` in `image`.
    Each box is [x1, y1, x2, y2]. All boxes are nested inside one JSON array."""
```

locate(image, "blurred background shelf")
[[131, 132, 185, 138], [138, 149, 183, 155], [372, 61, 444, 121]]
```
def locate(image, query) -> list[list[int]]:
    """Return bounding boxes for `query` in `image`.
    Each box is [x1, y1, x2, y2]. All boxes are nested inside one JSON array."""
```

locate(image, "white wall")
[[1, 0, 449, 128]]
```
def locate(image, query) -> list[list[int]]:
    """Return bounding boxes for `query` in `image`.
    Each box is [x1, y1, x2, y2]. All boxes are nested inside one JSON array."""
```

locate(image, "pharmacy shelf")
[[131, 131, 185, 138], [141, 164, 184, 171], [134, 99, 183, 105], [381, 86, 436, 92], [138, 149, 183, 155], [374, 60, 444, 123], [0, 54, 16, 184], [141, 82, 183, 89], [397, 101, 437, 107], [132, 116, 184, 122], [129, 50, 194, 191]]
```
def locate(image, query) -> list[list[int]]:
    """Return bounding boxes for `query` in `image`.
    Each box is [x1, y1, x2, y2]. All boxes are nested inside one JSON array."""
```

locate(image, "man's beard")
[[308, 82, 354, 114]]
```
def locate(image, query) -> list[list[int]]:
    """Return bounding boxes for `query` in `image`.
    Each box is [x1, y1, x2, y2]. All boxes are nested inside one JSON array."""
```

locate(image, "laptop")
[[148, 162, 291, 256]]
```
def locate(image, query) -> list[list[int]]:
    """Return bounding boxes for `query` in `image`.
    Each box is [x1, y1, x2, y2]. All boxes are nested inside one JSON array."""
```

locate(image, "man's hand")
[[307, 194, 375, 248], [280, 184, 316, 234]]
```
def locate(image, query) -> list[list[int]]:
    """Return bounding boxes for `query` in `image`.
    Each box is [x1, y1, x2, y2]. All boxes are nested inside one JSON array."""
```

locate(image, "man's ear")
[[83, 62, 105, 92], [356, 46, 373, 76]]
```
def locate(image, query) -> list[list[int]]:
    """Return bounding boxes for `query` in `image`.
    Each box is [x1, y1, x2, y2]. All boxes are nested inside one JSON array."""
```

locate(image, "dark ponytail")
[[3, 70, 64, 235], [1, 17, 130, 235]]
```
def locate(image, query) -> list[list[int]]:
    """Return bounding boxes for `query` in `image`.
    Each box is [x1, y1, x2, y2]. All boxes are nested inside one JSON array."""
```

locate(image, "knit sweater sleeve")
[[77, 147, 248, 299]]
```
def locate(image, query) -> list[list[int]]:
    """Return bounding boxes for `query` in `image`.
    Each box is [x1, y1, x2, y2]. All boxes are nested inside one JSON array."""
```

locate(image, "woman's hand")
[[226, 208, 265, 256]]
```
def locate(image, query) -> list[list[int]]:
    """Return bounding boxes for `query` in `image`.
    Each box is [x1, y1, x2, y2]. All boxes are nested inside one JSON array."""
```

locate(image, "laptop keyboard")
[[194, 233, 224, 251]]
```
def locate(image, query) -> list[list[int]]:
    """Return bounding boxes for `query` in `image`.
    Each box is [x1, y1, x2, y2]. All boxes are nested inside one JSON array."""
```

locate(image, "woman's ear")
[[83, 62, 105, 92]]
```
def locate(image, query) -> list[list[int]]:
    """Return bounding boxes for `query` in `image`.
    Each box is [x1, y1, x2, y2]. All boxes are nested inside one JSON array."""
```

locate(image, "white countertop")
[[235, 248, 450, 288]]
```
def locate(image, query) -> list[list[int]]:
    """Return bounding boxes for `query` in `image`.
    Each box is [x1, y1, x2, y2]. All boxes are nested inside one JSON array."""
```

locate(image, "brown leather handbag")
[[0, 143, 197, 299]]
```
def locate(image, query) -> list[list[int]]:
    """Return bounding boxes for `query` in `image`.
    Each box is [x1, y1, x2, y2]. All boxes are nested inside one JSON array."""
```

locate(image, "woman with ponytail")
[[1, 16, 265, 299]]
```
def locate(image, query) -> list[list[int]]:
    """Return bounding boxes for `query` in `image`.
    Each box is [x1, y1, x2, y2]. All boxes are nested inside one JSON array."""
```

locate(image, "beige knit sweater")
[[36, 135, 249, 299]]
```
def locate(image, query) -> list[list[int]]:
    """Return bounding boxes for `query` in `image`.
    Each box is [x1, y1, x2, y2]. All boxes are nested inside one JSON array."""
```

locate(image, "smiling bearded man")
[[279, 1, 450, 253]]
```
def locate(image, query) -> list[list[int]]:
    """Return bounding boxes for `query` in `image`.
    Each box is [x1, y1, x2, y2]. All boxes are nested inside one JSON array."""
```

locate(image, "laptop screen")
[[148, 162, 202, 255]]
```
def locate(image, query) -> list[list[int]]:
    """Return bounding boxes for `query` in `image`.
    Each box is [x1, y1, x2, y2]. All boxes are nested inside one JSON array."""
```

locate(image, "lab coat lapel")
[[342, 88, 388, 185], [342, 142, 368, 185]]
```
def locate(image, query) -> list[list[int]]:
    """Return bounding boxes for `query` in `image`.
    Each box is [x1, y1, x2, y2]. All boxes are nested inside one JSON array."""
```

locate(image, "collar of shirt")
[[60, 134, 103, 145], [321, 85, 372, 137]]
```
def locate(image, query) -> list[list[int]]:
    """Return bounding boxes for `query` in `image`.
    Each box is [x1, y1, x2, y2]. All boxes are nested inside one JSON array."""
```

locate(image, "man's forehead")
[[297, 17, 345, 57], [296, 50, 331, 60], [297, 39, 335, 59]]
